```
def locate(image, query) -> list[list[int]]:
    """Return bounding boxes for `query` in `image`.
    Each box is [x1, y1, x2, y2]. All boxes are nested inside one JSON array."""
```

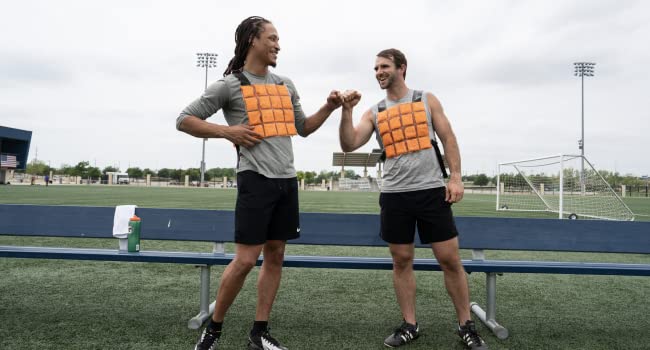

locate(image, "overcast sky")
[[2, 0, 649, 176]]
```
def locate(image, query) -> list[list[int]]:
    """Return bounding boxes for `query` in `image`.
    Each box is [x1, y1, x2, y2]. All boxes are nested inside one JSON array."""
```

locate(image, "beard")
[[378, 74, 395, 90]]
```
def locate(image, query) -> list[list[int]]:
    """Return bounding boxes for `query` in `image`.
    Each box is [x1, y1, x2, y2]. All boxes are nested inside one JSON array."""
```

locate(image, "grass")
[[1, 185, 649, 349], [1, 185, 649, 219]]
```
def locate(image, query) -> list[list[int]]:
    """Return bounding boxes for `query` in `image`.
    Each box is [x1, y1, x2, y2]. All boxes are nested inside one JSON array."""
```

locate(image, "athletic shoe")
[[248, 329, 288, 350], [458, 320, 488, 349], [383, 320, 419, 347], [194, 327, 220, 350]]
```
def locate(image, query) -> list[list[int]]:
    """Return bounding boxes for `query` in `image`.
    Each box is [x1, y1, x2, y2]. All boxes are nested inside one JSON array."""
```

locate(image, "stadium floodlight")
[[196, 53, 218, 187], [197, 53, 218, 88], [573, 62, 596, 191]]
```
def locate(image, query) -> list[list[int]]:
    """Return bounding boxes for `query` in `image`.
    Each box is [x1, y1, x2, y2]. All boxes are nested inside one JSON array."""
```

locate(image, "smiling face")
[[374, 56, 403, 90], [249, 23, 280, 68]]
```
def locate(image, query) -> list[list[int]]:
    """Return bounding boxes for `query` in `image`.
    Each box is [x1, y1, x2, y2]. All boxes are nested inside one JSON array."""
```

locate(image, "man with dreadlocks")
[[177, 16, 343, 350], [337, 49, 488, 349]]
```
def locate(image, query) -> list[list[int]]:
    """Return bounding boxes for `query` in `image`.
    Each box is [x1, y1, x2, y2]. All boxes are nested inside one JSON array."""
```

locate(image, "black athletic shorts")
[[235, 170, 300, 245], [379, 187, 458, 244]]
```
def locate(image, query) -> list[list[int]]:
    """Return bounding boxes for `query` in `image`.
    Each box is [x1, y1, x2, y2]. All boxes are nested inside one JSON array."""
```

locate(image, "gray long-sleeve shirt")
[[177, 70, 307, 178]]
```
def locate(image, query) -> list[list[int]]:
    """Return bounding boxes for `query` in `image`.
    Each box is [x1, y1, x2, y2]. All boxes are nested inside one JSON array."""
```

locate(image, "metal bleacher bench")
[[1, 204, 649, 339]]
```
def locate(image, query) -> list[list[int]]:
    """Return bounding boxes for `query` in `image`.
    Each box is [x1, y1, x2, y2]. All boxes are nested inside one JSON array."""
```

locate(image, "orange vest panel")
[[241, 84, 298, 138], [377, 101, 432, 158]]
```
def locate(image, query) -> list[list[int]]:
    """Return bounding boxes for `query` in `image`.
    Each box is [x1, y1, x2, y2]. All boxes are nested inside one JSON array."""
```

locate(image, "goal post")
[[496, 155, 634, 221]]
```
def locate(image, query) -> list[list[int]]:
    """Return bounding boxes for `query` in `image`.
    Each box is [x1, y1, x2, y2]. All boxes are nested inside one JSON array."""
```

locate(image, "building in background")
[[0, 126, 32, 184]]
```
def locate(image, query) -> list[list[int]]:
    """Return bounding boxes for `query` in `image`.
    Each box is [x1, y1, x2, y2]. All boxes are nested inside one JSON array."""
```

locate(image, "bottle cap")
[[130, 215, 141, 221]]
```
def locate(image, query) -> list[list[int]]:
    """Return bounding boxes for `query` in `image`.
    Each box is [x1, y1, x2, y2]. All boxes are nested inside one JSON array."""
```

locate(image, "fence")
[[616, 185, 650, 198], [337, 178, 372, 191]]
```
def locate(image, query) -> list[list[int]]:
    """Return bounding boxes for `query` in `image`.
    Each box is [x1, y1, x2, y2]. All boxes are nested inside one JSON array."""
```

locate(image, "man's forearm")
[[339, 107, 356, 152], [441, 136, 462, 180], [178, 115, 228, 139], [302, 104, 335, 136]]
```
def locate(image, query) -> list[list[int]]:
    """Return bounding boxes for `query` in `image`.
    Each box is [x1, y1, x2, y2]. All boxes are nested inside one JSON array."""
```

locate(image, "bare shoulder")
[[424, 92, 444, 112], [361, 108, 375, 121]]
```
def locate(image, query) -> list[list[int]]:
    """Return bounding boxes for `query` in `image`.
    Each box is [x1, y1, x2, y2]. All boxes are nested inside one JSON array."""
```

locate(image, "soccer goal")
[[496, 155, 634, 221]]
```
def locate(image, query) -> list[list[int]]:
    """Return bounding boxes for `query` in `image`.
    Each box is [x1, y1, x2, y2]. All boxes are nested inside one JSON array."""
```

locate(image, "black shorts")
[[235, 170, 300, 245], [379, 187, 458, 244]]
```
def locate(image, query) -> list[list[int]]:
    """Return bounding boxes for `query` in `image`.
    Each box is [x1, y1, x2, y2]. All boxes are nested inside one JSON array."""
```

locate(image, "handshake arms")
[[336, 89, 375, 153]]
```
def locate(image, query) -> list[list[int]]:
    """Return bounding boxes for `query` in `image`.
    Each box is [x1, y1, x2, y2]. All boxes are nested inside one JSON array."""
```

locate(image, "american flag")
[[0, 154, 18, 168]]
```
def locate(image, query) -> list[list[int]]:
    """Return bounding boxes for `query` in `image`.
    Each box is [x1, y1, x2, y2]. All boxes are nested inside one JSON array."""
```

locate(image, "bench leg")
[[188, 265, 212, 329], [470, 272, 509, 339]]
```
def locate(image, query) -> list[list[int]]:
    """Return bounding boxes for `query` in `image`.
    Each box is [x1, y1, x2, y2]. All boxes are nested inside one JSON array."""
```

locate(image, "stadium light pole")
[[573, 62, 595, 191], [196, 52, 218, 187]]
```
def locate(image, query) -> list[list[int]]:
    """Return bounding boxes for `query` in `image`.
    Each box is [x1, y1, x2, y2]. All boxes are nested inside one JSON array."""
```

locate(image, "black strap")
[[376, 100, 387, 161], [412, 90, 423, 102], [431, 139, 448, 178], [377, 100, 386, 113], [379, 149, 386, 162], [233, 72, 251, 86], [235, 145, 241, 169], [416, 90, 447, 177]]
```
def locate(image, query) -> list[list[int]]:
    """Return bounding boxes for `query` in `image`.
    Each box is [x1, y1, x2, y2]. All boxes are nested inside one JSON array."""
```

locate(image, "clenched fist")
[[326, 90, 344, 111], [341, 90, 362, 109]]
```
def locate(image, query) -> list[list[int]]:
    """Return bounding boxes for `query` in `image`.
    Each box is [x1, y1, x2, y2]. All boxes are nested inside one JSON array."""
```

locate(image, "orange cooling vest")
[[236, 73, 297, 139], [376, 99, 432, 159]]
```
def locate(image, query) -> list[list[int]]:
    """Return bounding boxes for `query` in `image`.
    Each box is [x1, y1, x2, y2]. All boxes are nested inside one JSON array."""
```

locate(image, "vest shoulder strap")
[[431, 139, 448, 178], [377, 100, 387, 113], [233, 72, 251, 86], [376, 100, 387, 161], [412, 90, 423, 102]]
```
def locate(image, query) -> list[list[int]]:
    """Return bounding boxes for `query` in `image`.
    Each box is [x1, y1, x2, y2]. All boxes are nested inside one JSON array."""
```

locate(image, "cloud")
[[1, 0, 648, 176], [0, 52, 72, 86]]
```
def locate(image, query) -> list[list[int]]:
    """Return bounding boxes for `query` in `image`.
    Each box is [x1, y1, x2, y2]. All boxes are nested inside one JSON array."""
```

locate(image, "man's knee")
[[263, 241, 286, 266], [231, 255, 258, 274], [437, 253, 464, 273], [391, 251, 414, 271]]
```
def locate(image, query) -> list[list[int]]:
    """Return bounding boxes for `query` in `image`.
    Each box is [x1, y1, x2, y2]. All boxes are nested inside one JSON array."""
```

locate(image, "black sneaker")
[[383, 320, 419, 347], [248, 329, 288, 350], [458, 320, 488, 349], [194, 327, 220, 350]]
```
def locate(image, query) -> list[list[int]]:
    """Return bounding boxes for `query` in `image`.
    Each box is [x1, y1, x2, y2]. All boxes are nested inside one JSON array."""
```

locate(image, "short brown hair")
[[377, 48, 407, 79]]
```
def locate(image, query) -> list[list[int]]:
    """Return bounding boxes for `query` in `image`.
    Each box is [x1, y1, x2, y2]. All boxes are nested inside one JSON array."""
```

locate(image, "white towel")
[[113, 205, 137, 238]]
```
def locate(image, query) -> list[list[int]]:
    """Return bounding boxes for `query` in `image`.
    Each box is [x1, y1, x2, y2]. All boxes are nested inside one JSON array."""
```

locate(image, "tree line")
[[472, 169, 649, 188], [21, 160, 647, 187], [22, 160, 360, 184]]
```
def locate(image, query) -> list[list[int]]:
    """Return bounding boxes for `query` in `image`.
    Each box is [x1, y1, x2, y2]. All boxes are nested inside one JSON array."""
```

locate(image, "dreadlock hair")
[[377, 48, 407, 79], [223, 16, 272, 76]]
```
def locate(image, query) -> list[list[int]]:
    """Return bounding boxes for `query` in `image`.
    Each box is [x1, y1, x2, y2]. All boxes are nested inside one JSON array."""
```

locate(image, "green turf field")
[[1, 185, 649, 219], [1, 185, 649, 349]]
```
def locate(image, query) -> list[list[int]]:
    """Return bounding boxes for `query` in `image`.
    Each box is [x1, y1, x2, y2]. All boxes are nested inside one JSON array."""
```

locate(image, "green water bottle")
[[127, 215, 141, 252]]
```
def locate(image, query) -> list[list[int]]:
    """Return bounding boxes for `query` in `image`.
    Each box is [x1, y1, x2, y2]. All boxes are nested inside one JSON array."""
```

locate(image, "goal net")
[[496, 155, 634, 221]]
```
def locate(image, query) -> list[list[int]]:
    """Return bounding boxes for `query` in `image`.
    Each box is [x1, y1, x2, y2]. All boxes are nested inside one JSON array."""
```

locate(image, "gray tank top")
[[372, 90, 446, 193]]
